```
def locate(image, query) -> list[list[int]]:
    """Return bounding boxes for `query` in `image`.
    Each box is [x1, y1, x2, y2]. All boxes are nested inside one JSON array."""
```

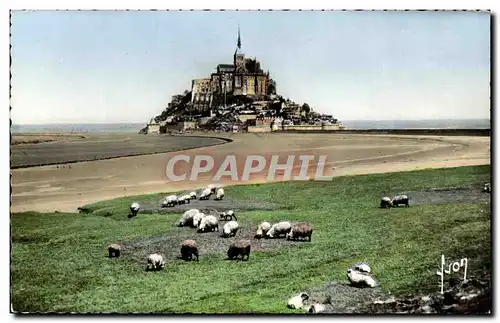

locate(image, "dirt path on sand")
[[10, 133, 490, 213]]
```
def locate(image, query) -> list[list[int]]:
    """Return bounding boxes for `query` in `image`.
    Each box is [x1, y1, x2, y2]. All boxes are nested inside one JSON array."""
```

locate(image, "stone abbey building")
[[190, 28, 275, 113]]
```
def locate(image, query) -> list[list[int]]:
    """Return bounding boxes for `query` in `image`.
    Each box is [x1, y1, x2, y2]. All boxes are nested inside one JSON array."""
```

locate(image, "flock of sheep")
[[109, 183, 314, 272], [107, 181, 492, 312]]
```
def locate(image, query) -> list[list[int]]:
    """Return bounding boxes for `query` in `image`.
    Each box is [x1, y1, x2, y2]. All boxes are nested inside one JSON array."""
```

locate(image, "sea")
[[10, 119, 490, 133]]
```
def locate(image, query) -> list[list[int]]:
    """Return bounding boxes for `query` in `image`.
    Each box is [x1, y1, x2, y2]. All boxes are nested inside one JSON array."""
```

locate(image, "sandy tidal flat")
[[10, 133, 490, 213]]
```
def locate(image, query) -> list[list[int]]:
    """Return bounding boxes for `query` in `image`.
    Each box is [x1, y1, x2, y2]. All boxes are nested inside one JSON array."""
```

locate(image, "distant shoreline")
[[10, 119, 490, 134]]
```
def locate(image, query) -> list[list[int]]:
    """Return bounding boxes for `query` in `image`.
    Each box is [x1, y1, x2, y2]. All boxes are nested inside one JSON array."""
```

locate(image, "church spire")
[[237, 25, 241, 49]]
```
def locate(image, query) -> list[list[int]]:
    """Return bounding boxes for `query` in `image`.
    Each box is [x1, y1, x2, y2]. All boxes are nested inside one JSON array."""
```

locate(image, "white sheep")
[[215, 188, 225, 200], [146, 253, 165, 271], [222, 221, 239, 237], [220, 210, 237, 221], [178, 208, 200, 227], [391, 194, 409, 207], [162, 194, 178, 207], [351, 261, 371, 274], [307, 303, 333, 314], [207, 184, 217, 194], [380, 196, 392, 208], [266, 221, 292, 239], [347, 268, 378, 288], [177, 195, 186, 205], [197, 215, 219, 233], [181, 194, 192, 204], [129, 202, 140, 217], [199, 188, 212, 200], [254, 221, 271, 239], [189, 191, 198, 200], [287, 292, 309, 309], [192, 212, 206, 228]]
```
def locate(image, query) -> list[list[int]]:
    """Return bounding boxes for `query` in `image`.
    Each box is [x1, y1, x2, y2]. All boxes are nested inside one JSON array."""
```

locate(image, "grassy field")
[[11, 165, 491, 313]]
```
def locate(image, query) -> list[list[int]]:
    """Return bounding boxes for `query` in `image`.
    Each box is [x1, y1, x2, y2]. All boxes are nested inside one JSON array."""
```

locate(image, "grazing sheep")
[[207, 184, 217, 194], [287, 292, 309, 309], [380, 196, 392, 208], [179, 195, 192, 205], [222, 221, 239, 237], [254, 221, 272, 239], [189, 191, 197, 200], [215, 188, 225, 200], [146, 253, 165, 271], [307, 303, 333, 314], [177, 208, 200, 227], [391, 195, 409, 207], [220, 210, 237, 221], [350, 261, 371, 274], [286, 222, 313, 242], [199, 188, 212, 200], [347, 268, 378, 288], [227, 239, 251, 260], [129, 202, 140, 218], [108, 243, 121, 258], [162, 194, 178, 207], [192, 212, 206, 228], [197, 215, 219, 233], [266, 221, 292, 239], [180, 239, 199, 261], [483, 183, 491, 193]]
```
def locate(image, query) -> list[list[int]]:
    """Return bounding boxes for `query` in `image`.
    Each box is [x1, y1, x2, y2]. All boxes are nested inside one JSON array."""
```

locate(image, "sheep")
[[286, 222, 313, 242], [220, 210, 237, 221], [197, 215, 219, 233], [177, 208, 200, 227], [180, 239, 199, 261], [350, 261, 371, 274], [347, 268, 378, 288], [227, 239, 251, 260], [179, 195, 192, 205], [146, 253, 165, 271], [162, 194, 178, 207], [380, 196, 393, 208], [307, 303, 333, 314], [483, 183, 491, 193], [129, 202, 140, 218], [222, 221, 239, 237], [199, 188, 212, 200], [391, 194, 409, 207], [215, 188, 225, 200], [287, 292, 309, 309], [192, 212, 206, 228], [189, 191, 198, 200], [254, 221, 271, 239], [207, 184, 217, 194], [108, 243, 121, 258], [266, 221, 292, 239]]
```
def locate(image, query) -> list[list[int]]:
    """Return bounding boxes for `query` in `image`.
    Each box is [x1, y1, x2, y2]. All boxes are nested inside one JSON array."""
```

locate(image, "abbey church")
[[190, 28, 275, 112]]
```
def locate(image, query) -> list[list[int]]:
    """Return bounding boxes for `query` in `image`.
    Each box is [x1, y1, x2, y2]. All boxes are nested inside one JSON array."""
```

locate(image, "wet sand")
[[10, 133, 490, 213]]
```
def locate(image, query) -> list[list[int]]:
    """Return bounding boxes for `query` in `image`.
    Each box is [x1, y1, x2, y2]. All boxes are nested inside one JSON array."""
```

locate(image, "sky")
[[10, 10, 491, 124]]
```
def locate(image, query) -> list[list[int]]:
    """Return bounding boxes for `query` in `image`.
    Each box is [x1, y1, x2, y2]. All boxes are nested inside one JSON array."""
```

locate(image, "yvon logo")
[[165, 154, 334, 182]]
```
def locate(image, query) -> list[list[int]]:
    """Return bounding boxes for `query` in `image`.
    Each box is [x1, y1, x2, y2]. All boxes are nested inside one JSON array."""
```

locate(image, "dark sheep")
[[227, 239, 251, 261], [180, 239, 199, 261], [286, 222, 313, 242]]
